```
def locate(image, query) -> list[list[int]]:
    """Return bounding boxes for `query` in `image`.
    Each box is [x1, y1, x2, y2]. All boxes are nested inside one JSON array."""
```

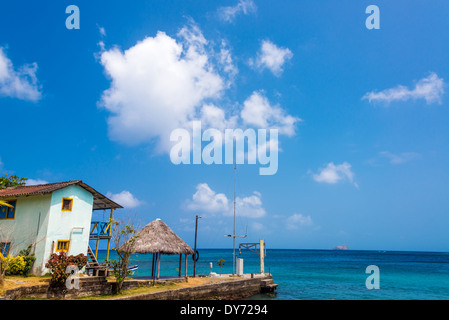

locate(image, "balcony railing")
[[90, 221, 111, 238]]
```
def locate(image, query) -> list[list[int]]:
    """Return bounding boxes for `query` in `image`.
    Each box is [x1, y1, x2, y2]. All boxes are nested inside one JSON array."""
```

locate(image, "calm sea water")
[[95, 249, 449, 300]]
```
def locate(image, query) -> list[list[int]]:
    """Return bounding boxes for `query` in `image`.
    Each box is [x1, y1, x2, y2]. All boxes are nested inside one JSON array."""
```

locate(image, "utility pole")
[[193, 215, 201, 277], [224, 163, 246, 276], [233, 162, 236, 276]]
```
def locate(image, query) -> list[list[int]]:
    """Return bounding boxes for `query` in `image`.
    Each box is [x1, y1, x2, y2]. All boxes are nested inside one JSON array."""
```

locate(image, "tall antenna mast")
[[233, 162, 236, 276], [225, 162, 247, 276]]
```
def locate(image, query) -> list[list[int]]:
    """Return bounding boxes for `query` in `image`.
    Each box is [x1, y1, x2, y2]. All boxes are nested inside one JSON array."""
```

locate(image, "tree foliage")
[[0, 173, 27, 189], [110, 218, 139, 293]]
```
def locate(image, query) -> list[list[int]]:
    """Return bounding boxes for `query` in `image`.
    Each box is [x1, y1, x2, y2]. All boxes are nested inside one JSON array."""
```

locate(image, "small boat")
[[128, 265, 138, 274]]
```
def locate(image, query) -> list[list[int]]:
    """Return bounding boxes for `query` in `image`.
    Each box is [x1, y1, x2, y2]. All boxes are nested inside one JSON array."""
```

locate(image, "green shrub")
[[18, 245, 36, 276], [8, 256, 26, 275]]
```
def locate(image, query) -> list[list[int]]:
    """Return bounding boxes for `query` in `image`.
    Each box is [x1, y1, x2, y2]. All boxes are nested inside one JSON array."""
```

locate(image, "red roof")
[[0, 180, 123, 210]]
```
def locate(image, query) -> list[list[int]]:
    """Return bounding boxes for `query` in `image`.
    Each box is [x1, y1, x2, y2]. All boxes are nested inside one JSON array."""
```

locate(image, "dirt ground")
[[0, 276, 49, 295], [0, 274, 236, 297]]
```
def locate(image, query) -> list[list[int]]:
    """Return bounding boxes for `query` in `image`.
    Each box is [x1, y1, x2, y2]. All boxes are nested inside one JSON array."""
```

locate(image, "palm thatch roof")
[[131, 219, 194, 255]]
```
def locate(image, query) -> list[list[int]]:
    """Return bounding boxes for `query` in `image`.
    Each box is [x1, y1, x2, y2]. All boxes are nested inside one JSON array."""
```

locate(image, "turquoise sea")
[[95, 249, 449, 300]]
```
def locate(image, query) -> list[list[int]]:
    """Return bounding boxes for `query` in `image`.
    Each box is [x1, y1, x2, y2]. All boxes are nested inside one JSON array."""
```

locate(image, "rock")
[[333, 245, 349, 250]]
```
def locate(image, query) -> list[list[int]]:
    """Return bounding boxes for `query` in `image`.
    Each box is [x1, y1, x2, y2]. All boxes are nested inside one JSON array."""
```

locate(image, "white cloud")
[[99, 25, 225, 152], [286, 213, 313, 229], [249, 40, 293, 76], [379, 151, 420, 165], [106, 190, 142, 208], [241, 91, 300, 136], [185, 183, 229, 213], [233, 191, 266, 218], [218, 0, 257, 23], [98, 26, 106, 36], [26, 179, 49, 186], [313, 162, 357, 187], [185, 183, 265, 218], [362, 72, 444, 105], [0, 47, 42, 102], [99, 23, 300, 156], [200, 104, 238, 131]]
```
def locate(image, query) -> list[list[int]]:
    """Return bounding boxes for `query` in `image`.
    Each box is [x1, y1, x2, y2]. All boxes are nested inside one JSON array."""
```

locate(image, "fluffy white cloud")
[[233, 191, 266, 218], [26, 179, 49, 186], [286, 213, 313, 229], [200, 104, 238, 131], [185, 183, 229, 213], [99, 25, 225, 152], [241, 91, 300, 136], [106, 190, 142, 208], [249, 40, 293, 76], [362, 72, 444, 105], [218, 0, 257, 23], [99, 24, 299, 156], [313, 162, 357, 187], [0, 47, 41, 102], [185, 183, 265, 218]]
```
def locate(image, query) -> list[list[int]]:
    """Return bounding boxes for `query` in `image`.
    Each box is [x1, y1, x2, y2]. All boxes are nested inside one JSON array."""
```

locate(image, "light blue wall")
[[45, 185, 93, 267], [0, 185, 94, 275], [0, 194, 52, 275]]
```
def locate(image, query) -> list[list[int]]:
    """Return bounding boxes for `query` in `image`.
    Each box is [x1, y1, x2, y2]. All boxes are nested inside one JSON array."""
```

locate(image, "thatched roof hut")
[[132, 219, 194, 255], [129, 219, 193, 280]]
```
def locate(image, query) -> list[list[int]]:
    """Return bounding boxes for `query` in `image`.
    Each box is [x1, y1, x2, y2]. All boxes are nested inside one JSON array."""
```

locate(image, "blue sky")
[[1, 1, 449, 251]]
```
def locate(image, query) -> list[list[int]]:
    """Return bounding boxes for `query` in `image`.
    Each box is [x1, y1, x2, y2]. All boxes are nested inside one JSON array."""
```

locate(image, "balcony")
[[90, 221, 111, 239]]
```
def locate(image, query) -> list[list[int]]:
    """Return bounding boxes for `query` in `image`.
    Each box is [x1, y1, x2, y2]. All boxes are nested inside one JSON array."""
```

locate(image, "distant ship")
[[332, 245, 349, 250]]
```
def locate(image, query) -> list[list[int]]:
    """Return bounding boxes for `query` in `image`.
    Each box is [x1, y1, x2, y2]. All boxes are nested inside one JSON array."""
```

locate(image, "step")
[[260, 279, 274, 286]]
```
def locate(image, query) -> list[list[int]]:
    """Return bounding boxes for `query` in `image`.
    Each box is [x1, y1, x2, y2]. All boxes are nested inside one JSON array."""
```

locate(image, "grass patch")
[[73, 281, 180, 300], [0, 275, 50, 296]]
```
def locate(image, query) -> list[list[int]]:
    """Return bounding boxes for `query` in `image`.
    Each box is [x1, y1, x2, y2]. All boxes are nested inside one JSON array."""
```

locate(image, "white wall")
[[0, 194, 52, 275], [0, 185, 95, 275], [43, 185, 93, 272]]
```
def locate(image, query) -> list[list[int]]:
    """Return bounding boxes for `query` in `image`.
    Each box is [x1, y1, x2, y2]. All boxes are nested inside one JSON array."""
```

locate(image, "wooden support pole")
[[152, 253, 155, 278], [106, 208, 113, 262], [157, 252, 161, 280], [184, 253, 188, 278], [260, 239, 265, 274], [179, 254, 182, 277], [95, 236, 99, 260]]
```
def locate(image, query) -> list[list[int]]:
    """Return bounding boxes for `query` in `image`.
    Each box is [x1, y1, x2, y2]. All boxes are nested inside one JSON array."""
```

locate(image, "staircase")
[[87, 246, 99, 268], [260, 277, 278, 293], [86, 246, 106, 276]]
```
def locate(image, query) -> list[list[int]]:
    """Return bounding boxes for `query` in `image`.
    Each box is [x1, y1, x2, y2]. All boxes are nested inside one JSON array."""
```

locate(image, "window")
[[0, 200, 16, 219], [61, 198, 73, 212], [0, 242, 10, 256], [56, 240, 70, 253]]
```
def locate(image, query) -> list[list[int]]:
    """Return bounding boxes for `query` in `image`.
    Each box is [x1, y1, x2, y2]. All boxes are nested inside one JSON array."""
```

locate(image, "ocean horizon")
[[94, 248, 449, 300]]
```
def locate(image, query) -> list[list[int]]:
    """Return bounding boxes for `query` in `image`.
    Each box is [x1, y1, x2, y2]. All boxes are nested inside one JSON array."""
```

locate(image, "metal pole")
[[193, 215, 200, 277], [233, 163, 236, 276]]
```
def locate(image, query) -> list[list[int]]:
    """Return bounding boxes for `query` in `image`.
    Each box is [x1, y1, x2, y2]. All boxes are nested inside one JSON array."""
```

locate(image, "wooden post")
[[106, 208, 113, 262], [184, 253, 188, 278], [260, 239, 264, 274], [95, 235, 100, 260], [152, 253, 155, 277], [178, 254, 182, 277], [152, 253, 157, 286], [157, 252, 161, 280]]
